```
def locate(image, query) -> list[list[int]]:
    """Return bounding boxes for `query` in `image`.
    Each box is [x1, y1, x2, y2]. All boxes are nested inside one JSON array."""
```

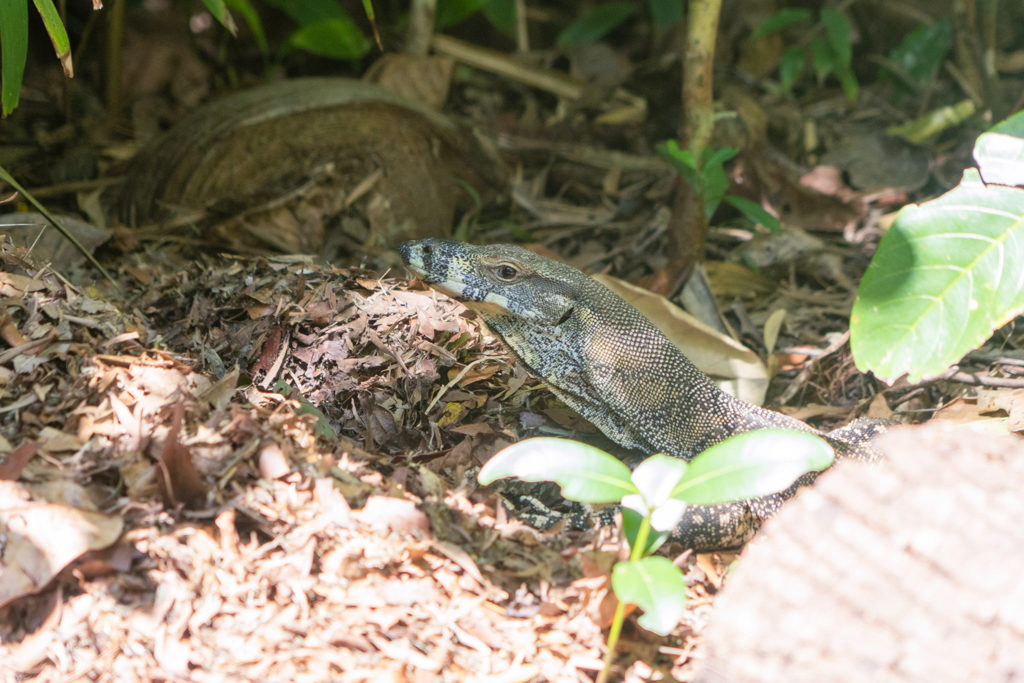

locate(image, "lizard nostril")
[[422, 244, 433, 255]]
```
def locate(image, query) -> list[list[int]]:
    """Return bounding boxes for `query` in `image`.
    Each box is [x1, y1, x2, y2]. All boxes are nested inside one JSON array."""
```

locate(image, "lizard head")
[[399, 239, 579, 326]]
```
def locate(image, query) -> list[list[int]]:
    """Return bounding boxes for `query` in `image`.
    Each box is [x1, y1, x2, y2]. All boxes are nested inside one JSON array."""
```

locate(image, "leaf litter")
[[0, 238, 716, 681]]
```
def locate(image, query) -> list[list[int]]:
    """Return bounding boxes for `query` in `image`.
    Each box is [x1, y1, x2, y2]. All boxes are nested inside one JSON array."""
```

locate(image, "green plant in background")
[[0, 0, 74, 116], [477, 430, 834, 683], [851, 109, 1024, 383], [656, 139, 781, 232], [880, 18, 952, 103], [752, 7, 858, 102]]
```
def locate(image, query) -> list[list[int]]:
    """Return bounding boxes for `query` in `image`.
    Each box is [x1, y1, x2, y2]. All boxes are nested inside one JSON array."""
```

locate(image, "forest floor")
[[1, 3, 1023, 681]]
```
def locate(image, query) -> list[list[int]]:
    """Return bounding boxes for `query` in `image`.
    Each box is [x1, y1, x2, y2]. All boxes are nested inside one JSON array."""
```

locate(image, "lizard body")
[[399, 238, 883, 549]]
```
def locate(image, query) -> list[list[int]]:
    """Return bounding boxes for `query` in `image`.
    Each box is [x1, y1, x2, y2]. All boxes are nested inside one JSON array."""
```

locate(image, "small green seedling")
[[478, 429, 834, 683], [656, 140, 782, 233]]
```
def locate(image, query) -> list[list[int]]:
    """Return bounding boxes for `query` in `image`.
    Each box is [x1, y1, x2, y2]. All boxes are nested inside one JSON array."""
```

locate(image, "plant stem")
[[597, 515, 654, 683]]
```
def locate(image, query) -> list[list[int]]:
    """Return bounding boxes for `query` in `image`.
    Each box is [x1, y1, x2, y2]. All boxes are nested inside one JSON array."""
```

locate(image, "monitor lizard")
[[399, 238, 884, 549]]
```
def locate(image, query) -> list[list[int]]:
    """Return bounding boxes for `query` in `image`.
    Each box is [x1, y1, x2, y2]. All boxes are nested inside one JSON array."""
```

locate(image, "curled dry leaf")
[[0, 481, 123, 608]]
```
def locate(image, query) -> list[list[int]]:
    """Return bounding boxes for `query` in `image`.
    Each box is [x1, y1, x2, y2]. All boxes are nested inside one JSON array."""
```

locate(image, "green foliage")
[[656, 140, 781, 232], [261, 0, 370, 61], [751, 8, 811, 38], [647, 0, 683, 32], [851, 110, 1024, 383], [1, 0, 76, 117], [667, 428, 834, 504], [478, 429, 833, 660], [436, 0, 487, 29], [224, 0, 268, 54], [753, 7, 858, 101], [557, 2, 638, 49], [883, 19, 952, 101], [478, 437, 636, 502], [285, 17, 371, 60], [611, 556, 687, 636], [0, 2, 29, 116]]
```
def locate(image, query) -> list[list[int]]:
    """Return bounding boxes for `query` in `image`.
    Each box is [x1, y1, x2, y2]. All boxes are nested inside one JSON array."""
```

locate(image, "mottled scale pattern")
[[399, 239, 885, 550]]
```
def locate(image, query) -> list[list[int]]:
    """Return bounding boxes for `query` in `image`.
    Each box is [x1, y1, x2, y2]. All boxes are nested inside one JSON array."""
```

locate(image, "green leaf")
[[557, 2, 637, 48], [198, 0, 238, 34], [264, 0, 344, 26], [670, 429, 834, 505], [648, 0, 683, 30], [477, 437, 637, 503], [723, 195, 781, 233], [0, 0, 28, 116], [751, 8, 811, 38], [886, 19, 952, 91], [810, 34, 835, 82], [655, 140, 699, 187], [481, 0, 516, 37], [991, 109, 1024, 137], [703, 146, 739, 169], [31, 0, 72, 75], [701, 159, 729, 221], [975, 110, 1024, 186], [623, 454, 689, 531], [436, 0, 485, 29], [851, 168, 1024, 383], [779, 45, 806, 90], [835, 61, 859, 102], [611, 557, 687, 636], [621, 506, 670, 555], [287, 17, 371, 60], [630, 454, 688, 507], [225, 0, 268, 54], [820, 8, 852, 67]]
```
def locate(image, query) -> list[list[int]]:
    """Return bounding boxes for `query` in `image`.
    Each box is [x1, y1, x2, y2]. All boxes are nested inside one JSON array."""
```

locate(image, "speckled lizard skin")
[[399, 239, 884, 550]]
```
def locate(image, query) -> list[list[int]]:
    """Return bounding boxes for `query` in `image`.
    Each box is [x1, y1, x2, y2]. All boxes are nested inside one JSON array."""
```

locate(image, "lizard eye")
[[496, 264, 519, 281]]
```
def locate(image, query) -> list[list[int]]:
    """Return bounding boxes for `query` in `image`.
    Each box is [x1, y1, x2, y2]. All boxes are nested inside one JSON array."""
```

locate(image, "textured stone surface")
[[698, 421, 1024, 683]]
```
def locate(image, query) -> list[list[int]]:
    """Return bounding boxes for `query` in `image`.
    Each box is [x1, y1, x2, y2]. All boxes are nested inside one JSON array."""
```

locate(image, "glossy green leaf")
[[556, 2, 637, 48], [478, 437, 637, 503], [0, 0, 28, 116], [751, 8, 811, 38], [287, 17, 371, 60], [991, 110, 1024, 137], [611, 557, 687, 636], [723, 195, 781, 233], [851, 168, 1024, 382], [624, 454, 689, 531], [630, 454, 688, 507], [975, 110, 1024, 187], [670, 429, 834, 505]]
